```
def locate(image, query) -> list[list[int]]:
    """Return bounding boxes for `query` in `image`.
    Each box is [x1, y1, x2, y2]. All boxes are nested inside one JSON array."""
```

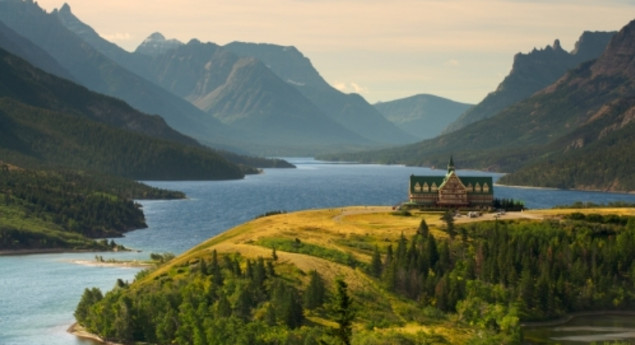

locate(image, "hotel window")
[[423, 182, 429, 192], [475, 182, 481, 192], [483, 183, 489, 193], [414, 182, 421, 192], [431, 182, 437, 192]]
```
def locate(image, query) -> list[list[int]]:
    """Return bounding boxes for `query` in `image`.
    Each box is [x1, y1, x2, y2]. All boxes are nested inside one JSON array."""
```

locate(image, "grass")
[[136, 205, 635, 343]]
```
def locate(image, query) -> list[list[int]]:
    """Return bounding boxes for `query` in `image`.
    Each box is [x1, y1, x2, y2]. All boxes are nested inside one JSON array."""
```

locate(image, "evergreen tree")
[[75, 287, 103, 324], [282, 287, 304, 329], [442, 211, 456, 239], [331, 279, 354, 345], [304, 270, 326, 310], [417, 218, 430, 238], [370, 245, 383, 277]]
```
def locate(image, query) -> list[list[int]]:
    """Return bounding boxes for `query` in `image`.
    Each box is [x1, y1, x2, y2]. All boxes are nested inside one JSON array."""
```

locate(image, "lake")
[[1, 158, 634, 345]]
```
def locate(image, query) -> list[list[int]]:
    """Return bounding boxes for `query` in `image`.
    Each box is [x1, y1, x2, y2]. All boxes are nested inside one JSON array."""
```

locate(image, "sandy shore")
[[70, 259, 152, 268], [67, 323, 122, 345]]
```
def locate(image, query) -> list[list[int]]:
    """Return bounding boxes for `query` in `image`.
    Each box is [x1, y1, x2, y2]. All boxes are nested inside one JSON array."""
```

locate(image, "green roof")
[[410, 174, 493, 195]]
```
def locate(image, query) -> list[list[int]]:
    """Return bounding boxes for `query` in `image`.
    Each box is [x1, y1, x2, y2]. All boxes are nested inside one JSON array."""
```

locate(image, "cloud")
[[331, 81, 368, 94]]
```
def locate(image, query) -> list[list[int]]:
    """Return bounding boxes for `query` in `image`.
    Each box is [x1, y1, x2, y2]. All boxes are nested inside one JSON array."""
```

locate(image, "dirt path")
[[332, 206, 392, 223]]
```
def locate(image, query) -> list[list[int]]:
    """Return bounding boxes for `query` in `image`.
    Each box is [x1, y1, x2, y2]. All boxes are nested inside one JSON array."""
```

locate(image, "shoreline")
[[521, 310, 635, 328], [0, 247, 140, 257], [70, 259, 152, 268], [67, 323, 122, 345], [0, 248, 93, 256]]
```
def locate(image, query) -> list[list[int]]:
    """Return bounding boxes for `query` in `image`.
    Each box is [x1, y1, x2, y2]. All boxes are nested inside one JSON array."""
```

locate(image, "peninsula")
[[73, 205, 635, 344]]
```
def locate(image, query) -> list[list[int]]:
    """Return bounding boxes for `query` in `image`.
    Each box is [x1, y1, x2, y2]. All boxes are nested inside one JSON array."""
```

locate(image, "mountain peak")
[[135, 32, 183, 57], [59, 3, 71, 13], [147, 32, 166, 41]]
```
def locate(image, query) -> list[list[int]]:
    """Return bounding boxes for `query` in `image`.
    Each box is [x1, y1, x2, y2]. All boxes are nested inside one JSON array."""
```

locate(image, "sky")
[[35, 0, 635, 104]]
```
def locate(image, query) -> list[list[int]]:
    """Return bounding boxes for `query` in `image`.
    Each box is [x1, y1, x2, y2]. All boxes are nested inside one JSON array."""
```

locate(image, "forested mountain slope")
[[0, 166, 183, 252], [0, 48, 249, 180], [0, 0, 238, 149]]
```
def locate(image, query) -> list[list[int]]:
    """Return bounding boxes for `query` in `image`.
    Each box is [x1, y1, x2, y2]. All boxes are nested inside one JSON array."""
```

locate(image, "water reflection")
[[523, 314, 635, 344]]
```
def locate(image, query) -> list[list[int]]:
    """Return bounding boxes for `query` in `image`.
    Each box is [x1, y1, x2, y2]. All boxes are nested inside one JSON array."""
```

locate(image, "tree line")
[[76, 250, 355, 345], [0, 166, 183, 250], [369, 213, 635, 342], [74, 212, 635, 344]]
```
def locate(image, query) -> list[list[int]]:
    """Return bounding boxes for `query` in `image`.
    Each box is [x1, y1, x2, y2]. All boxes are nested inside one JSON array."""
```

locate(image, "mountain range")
[[320, 21, 634, 192], [0, 0, 418, 155], [0, 0, 631, 191]]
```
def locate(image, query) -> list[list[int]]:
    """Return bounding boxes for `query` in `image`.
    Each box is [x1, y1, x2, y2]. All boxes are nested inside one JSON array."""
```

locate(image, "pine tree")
[[331, 279, 354, 345], [442, 210, 456, 239], [417, 218, 430, 238], [304, 270, 326, 310], [370, 245, 383, 277], [75, 287, 103, 325]]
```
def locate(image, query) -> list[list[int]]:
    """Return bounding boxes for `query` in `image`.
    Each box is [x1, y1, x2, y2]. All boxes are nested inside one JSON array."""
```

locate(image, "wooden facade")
[[409, 158, 493, 208]]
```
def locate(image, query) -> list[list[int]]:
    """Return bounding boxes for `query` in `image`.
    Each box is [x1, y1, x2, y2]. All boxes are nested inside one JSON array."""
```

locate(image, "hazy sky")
[[36, 0, 634, 104]]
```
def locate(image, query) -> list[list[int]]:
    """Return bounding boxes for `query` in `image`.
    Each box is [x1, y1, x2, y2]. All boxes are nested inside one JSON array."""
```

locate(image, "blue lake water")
[[1, 159, 634, 345]]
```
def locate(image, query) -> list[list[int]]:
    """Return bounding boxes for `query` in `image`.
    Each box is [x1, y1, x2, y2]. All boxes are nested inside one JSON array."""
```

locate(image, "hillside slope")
[[0, 48, 248, 180], [0, 165, 184, 252], [374, 94, 472, 140], [74, 206, 635, 344], [0, 0, 239, 149]]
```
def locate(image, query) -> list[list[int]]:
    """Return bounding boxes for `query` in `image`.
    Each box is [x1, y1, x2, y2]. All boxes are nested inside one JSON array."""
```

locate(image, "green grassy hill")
[[74, 206, 635, 344]]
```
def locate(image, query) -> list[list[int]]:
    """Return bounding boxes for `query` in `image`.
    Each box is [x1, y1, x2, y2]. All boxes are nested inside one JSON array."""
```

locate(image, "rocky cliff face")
[[443, 31, 615, 134], [590, 20, 635, 78]]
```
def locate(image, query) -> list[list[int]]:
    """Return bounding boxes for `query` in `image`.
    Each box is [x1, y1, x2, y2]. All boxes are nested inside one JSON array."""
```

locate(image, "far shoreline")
[[0, 247, 140, 257], [0, 248, 93, 256]]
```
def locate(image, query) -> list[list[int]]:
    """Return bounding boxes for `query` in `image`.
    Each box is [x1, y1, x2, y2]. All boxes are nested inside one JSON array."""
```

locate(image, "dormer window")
[[414, 182, 421, 192]]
